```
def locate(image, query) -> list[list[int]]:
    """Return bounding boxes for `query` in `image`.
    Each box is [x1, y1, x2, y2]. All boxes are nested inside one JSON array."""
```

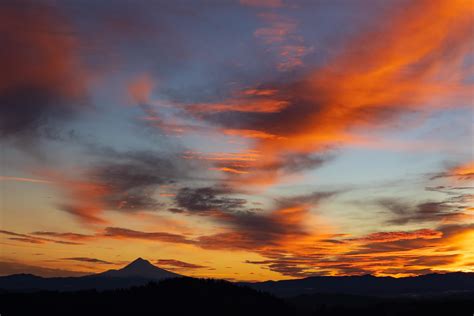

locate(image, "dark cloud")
[[175, 186, 248, 213], [277, 190, 338, 208], [174, 188, 338, 251], [0, 230, 82, 245], [43, 148, 195, 223], [7, 237, 44, 244], [32, 227, 196, 246], [378, 199, 461, 225], [62, 257, 113, 265], [90, 151, 181, 212], [246, 259, 318, 278], [381, 184, 473, 226], [103, 227, 195, 245], [155, 259, 207, 270], [0, 1, 87, 146], [274, 153, 333, 173], [94, 150, 196, 212], [0, 0, 201, 148], [426, 186, 474, 194], [196, 195, 336, 251], [32, 231, 95, 242], [31, 226, 198, 248], [200, 86, 319, 136], [210, 151, 333, 177], [349, 224, 474, 256]]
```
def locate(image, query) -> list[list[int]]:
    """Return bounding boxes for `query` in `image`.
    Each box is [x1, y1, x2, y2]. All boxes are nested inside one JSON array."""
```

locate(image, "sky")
[[0, 0, 473, 281]]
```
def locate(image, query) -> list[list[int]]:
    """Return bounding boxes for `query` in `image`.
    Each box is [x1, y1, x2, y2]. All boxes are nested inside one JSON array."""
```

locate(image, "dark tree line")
[[1, 277, 473, 316]]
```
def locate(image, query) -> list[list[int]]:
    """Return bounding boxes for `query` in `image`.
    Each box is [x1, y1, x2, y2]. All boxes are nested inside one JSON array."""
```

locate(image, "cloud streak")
[[37, 148, 193, 224], [190, 0, 473, 187], [0, 1, 87, 147], [155, 259, 207, 270]]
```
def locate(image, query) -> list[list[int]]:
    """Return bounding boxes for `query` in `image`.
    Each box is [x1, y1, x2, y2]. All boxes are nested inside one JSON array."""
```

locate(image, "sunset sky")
[[0, 0, 473, 281]]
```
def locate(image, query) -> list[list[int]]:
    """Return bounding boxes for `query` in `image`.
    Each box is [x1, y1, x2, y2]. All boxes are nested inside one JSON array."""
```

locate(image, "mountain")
[[1, 259, 473, 298], [243, 272, 474, 297], [0, 258, 182, 292], [97, 257, 180, 279]]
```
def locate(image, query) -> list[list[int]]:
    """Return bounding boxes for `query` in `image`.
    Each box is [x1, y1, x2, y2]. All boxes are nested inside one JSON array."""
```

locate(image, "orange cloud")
[[102, 227, 195, 244], [356, 229, 443, 243], [51, 174, 110, 225], [183, 151, 265, 179], [242, 89, 278, 96], [0, 1, 87, 142], [128, 74, 154, 105], [34, 149, 188, 224], [223, 129, 283, 140], [190, 98, 289, 113], [155, 259, 207, 270], [0, 2, 83, 97], [210, 0, 473, 187], [16, 217, 474, 278], [252, 11, 311, 71], [254, 13, 296, 45], [32, 231, 95, 242], [0, 230, 82, 245], [245, 224, 474, 278], [209, 167, 249, 175], [447, 161, 474, 180], [430, 161, 474, 182], [277, 44, 312, 71], [182, 151, 260, 163], [31, 227, 195, 246]]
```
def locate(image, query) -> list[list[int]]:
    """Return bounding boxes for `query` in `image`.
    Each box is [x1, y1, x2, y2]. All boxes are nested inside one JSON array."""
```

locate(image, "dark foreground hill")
[[0, 278, 297, 316], [244, 272, 474, 297], [1, 277, 473, 316], [287, 291, 474, 316]]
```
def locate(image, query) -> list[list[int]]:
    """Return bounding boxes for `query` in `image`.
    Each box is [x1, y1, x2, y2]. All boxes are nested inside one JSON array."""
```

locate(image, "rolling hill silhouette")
[[243, 272, 474, 297], [0, 258, 182, 291], [0, 259, 473, 315], [0, 258, 473, 296]]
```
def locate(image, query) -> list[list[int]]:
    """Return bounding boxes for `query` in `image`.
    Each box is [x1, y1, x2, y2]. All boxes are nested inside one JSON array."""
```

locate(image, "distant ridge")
[[0, 258, 182, 292], [0, 259, 473, 297], [243, 272, 474, 297]]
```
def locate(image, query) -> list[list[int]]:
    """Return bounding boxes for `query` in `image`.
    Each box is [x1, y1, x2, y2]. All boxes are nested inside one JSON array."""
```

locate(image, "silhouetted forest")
[[1, 277, 473, 316], [289, 292, 474, 316], [0, 278, 295, 316]]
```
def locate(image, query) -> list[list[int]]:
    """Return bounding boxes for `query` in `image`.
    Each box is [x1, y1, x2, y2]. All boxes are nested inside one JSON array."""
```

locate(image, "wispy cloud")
[[193, 0, 473, 187], [62, 257, 114, 265], [0, 1, 87, 148], [155, 259, 207, 270], [0, 230, 82, 245], [0, 176, 51, 184]]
